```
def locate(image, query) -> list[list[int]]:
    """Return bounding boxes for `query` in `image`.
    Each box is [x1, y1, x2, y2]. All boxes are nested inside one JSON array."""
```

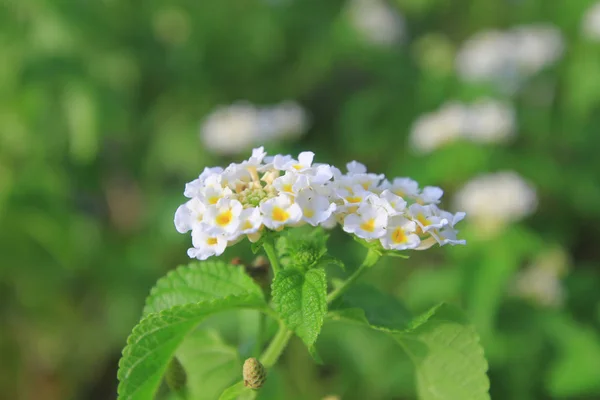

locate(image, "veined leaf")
[[117, 295, 266, 400], [143, 261, 264, 315], [272, 268, 327, 347], [393, 304, 490, 400], [178, 329, 242, 400], [327, 284, 412, 332]]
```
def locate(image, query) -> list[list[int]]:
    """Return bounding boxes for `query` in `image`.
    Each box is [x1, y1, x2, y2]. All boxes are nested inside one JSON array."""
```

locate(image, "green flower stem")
[[259, 323, 293, 368], [253, 312, 266, 357], [326, 248, 381, 304], [262, 238, 281, 275]]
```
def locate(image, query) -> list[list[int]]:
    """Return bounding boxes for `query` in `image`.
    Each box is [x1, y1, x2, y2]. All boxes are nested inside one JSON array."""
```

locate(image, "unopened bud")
[[243, 357, 266, 389], [165, 356, 187, 394]]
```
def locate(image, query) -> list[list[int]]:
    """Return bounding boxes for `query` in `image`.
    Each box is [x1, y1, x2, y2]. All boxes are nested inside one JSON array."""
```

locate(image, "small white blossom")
[[174, 198, 205, 233], [203, 198, 243, 237], [408, 204, 448, 233], [272, 171, 310, 196], [342, 202, 388, 240], [296, 189, 337, 226], [347, 0, 404, 47], [582, 2, 600, 40], [260, 194, 303, 230], [380, 216, 420, 250], [453, 171, 537, 235], [189, 231, 228, 260], [201, 101, 308, 155]]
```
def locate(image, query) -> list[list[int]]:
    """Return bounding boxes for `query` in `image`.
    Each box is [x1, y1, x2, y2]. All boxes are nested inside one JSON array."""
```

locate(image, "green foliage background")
[[2, 0, 600, 399]]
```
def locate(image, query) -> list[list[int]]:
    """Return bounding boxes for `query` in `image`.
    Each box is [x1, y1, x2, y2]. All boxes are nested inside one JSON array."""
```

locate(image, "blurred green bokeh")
[[2, 0, 600, 399]]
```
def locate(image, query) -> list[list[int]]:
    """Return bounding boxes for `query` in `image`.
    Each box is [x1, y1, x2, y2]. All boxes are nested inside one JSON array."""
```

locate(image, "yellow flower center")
[[391, 227, 407, 244], [208, 196, 219, 205], [242, 220, 253, 230], [361, 182, 370, 190], [393, 190, 405, 198], [272, 207, 289, 222], [304, 209, 315, 218], [216, 210, 233, 226], [346, 196, 362, 204], [360, 218, 375, 233], [206, 237, 218, 245], [283, 183, 293, 193], [293, 164, 303, 170], [417, 213, 430, 227]]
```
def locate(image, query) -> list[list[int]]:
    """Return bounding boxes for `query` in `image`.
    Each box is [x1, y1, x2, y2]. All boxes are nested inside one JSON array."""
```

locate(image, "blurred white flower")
[[453, 171, 537, 235], [456, 24, 564, 89], [409, 99, 515, 153], [200, 101, 308, 155], [347, 0, 404, 47], [511, 248, 569, 308], [582, 2, 600, 40]]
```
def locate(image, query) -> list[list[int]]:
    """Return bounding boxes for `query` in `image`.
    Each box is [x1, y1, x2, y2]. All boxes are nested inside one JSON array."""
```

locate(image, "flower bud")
[[243, 357, 267, 389]]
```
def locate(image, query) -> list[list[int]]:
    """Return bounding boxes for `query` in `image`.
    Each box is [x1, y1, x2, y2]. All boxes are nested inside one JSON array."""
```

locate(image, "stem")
[[259, 323, 293, 368], [326, 248, 381, 304], [253, 312, 266, 357], [262, 238, 281, 275]]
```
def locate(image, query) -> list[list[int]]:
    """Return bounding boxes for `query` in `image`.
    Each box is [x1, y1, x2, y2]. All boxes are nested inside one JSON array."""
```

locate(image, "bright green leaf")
[[117, 295, 266, 400], [219, 381, 257, 400], [178, 329, 242, 400], [393, 304, 490, 400], [143, 261, 264, 316], [272, 268, 327, 347], [327, 284, 413, 332]]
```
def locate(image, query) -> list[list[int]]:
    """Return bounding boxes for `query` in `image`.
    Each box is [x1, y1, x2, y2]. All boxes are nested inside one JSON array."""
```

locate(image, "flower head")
[[174, 147, 466, 260]]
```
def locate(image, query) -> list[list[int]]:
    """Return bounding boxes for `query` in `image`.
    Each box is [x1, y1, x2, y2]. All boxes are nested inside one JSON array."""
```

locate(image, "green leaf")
[[327, 284, 413, 332], [276, 227, 329, 269], [393, 304, 490, 400], [117, 295, 266, 400], [219, 381, 257, 400], [178, 329, 242, 400], [272, 268, 327, 347], [143, 261, 264, 316]]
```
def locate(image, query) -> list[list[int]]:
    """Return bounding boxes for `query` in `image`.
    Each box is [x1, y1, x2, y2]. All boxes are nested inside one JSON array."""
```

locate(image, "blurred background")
[[2, 0, 600, 399]]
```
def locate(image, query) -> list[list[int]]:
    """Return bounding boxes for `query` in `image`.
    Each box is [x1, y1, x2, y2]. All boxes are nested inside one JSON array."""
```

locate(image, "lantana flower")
[[175, 147, 466, 260]]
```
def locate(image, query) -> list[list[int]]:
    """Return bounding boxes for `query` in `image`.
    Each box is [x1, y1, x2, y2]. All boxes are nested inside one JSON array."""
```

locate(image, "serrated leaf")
[[219, 381, 257, 400], [117, 295, 266, 400], [143, 261, 264, 316], [272, 268, 327, 347], [178, 329, 242, 400], [327, 284, 412, 332], [393, 304, 490, 400]]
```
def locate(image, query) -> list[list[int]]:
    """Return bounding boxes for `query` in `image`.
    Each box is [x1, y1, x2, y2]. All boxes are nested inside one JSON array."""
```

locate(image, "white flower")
[[417, 186, 444, 205], [274, 151, 315, 172], [200, 102, 308, 155], [260, 194, 302, 230], [203, 198, 243, 237], [409, 99, 516, 153], [382, 177, 420, 199], [342, 202, 388, 239], [189, 231, 228, 260], [239, 207, 263, 234], [374, 190, 407, 215], [455, 25, 563, 90], [347, 0, 404, 47], [380, 216, 420, 250], [273, 171, 310, 196], [408, 204, 448, 233], [453, 171, 537, 235], [174, 198, 205, 233], [582, 2, 600, 40], [184, 167, 224, 198], [296, 189, 337, 226]]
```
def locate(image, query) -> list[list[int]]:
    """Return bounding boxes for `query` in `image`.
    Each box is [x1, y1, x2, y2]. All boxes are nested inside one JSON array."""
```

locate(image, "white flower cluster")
[[456, 25, 564, 90], [347, 0, 404, 47], [453, 171, 537, 236], [582, 2, 600, 40], [201, 101, 308, 155], [410, 98, 516, 153], [175, 147, 466, 260]]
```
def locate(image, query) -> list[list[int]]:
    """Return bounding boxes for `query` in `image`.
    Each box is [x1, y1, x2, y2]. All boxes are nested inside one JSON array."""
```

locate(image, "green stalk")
[[259, 323, 293, 368], [326, 248, 381, 304], [262, 238, 281, 275]]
